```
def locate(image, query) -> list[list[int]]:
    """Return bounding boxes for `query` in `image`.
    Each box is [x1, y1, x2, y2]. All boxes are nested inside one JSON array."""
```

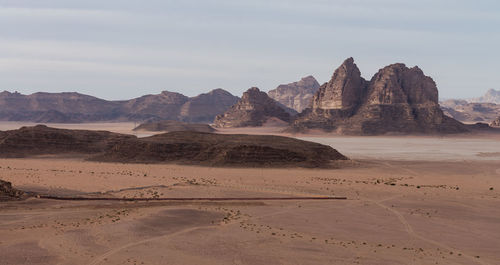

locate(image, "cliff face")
[[268, 76, 320, 112], [214, 87, 293, 128], [292, 58, 468, 135], [313, 58, 367, 111]]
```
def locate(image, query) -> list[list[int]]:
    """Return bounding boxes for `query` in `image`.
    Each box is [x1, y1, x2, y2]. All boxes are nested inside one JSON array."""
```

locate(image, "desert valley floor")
[[0, 122, 499, 265]]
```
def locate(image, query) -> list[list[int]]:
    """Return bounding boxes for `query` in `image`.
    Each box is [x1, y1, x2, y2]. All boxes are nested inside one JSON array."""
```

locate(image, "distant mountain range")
[[440, 89, 500, 124], [1, 61, 498, 135], [469, 89, 500, 104], [0, 89, 239, 123]]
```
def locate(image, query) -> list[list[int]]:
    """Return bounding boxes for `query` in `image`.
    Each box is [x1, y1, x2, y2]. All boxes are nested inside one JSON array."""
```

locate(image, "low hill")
[[0, 126, 347, 168], [133, 120, 215, 133], [0, 125, 134, 158], [94, 131, 348, 167]]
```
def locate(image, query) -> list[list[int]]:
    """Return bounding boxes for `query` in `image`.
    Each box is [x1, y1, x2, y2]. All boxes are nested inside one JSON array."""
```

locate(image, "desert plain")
[[1, 122, 499, 265]]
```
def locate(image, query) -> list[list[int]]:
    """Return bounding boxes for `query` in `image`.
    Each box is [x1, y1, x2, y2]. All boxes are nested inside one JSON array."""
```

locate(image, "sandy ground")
[[1, 122, 500, 265]]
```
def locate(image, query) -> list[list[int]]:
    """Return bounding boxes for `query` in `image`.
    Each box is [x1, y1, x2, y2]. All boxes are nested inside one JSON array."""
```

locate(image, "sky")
[[0, 0, 499, 100]]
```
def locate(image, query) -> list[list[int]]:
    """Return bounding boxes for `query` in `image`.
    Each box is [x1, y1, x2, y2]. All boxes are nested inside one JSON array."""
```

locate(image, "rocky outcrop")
[[94, 131, 348, 168], [214, 87, 295, 128], [0, 89, 239, 123], [313, 58, 367, 111], [0, 179, 24, 201], [0, 126, 347, 168], [292, 58, 468, 135], [120, 91, 189, 121], [133, 120, 215, 133], [268, 76, 320, 112], [179, 89, 239, 123], [491, 117, 500, 127]]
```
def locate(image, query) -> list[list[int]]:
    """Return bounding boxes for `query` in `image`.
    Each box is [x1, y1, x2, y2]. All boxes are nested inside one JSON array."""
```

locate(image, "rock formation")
[[120, 91, 189, 121], [179, 89, 239, 123], [0, 89, 239, 123], [268, 76, 320, 112], [133, 120, 216, 133], [292, 58, 468, 135], [94, 131, 348, 168], [0, 125, 134, 157], [0, 126, 347, 168], [491, 116, 500, 127], [0, 179, 25, 201], [214, 87, 296, 128]]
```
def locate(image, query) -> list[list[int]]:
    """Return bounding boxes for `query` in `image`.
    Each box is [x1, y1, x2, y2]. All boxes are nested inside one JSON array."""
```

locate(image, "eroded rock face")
[[268, 76, 320, 112], [313, 57, 367, 110], [292, 58, 468, 135], [214, 87, 294, 128]]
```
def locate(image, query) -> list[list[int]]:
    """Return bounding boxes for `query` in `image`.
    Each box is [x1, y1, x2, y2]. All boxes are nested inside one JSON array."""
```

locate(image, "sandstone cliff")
[[292, 58, 467, 135], [268, 76, 320, 112], [214, 87, 295, 128]]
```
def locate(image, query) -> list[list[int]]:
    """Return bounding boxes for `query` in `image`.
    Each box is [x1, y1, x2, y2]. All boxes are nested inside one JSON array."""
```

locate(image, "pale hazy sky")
[[0, 0, 499, 99]]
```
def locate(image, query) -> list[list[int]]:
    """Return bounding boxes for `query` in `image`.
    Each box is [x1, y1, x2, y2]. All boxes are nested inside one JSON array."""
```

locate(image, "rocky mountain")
[[291, 58, 467, 135], [441, 100, 500, 123], [268, 76, 320, 112], [214, 87, 296, 128], [120, 91, 189, 121], [179, 89, 239, 123], [0, 89, 238, 123], [470, 89, 500, 104]]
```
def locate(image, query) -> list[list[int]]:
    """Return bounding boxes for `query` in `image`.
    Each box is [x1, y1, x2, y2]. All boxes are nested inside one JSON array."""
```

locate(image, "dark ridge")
[[133, 120, 215, 133]]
